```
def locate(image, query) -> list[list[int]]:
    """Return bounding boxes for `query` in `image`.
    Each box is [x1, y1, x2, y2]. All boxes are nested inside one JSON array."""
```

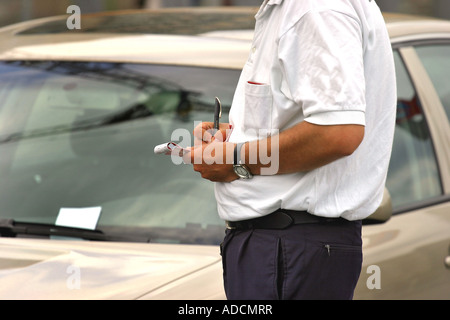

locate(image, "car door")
[[354, 41, 450, 299]]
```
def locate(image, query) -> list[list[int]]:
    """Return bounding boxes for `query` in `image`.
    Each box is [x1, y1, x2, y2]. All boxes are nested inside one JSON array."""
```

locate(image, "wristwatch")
[[233, 142, 253, 179]]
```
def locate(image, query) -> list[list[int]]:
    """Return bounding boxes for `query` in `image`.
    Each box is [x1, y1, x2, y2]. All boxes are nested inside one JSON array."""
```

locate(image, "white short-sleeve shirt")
[[215, 0, 397, 221]]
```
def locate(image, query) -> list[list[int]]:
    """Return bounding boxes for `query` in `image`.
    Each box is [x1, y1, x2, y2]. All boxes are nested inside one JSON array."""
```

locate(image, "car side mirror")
[[363, 188, 393, 225]]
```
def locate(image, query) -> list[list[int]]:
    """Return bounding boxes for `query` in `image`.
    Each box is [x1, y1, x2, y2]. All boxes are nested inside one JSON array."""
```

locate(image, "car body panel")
[[356, 201, 450, 299], [0, 238, 222, 300], [387, 16, 450, 41], [0, 34, 252, 69], [0, 8, 449, 300]]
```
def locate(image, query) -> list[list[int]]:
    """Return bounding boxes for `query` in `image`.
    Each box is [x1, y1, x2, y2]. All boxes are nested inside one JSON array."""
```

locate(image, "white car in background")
[[0, 7, 449, 300]]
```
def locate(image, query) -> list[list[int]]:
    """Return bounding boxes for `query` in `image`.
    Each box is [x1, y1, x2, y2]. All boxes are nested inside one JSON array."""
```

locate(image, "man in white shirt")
[[184, 0, 396, 299]]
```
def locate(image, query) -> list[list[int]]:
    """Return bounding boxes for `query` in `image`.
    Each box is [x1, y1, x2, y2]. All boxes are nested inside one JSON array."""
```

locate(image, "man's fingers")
[[182, 145, 205, 165], [182, 146, 194, 164], [193, 122, 231, 143], [193, 122, 214, 142]]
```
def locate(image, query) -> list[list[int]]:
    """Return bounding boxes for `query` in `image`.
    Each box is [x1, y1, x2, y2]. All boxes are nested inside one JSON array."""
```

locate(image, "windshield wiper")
[[0, 104, 154, 145], [0, 219, 150, 242]]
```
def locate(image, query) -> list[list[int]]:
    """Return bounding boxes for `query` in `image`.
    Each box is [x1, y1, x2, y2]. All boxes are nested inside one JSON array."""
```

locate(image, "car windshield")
[[0, 61, 239, 244]]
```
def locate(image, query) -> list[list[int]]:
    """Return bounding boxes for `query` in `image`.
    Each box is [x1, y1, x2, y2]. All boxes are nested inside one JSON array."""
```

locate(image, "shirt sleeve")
[[278, 9, 366, 126]]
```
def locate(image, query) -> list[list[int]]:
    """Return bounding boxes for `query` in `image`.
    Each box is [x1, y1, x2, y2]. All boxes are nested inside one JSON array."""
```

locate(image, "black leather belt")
[[226, 209, 342, 230]]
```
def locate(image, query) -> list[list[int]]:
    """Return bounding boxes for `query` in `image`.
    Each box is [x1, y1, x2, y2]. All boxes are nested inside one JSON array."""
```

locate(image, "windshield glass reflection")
[[0, 61, 238, 244]]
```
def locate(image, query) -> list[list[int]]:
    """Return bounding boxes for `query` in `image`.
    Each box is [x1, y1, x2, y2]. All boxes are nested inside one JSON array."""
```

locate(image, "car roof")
[[0, 8, 260, 69], [384, 12, 450, 43], [0, 7, 449, 68]]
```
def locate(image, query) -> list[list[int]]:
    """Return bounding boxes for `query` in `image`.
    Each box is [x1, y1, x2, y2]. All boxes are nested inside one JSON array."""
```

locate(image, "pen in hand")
[[212, 96, 222, 136]]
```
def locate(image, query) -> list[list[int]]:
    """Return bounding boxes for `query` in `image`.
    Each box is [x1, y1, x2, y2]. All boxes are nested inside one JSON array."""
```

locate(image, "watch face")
[[235, 166, 248, 176], [234, 165, 252, 179]]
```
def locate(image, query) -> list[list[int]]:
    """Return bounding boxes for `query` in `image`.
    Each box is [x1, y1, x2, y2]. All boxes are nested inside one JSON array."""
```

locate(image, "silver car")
[[0, 7, 448, 300]]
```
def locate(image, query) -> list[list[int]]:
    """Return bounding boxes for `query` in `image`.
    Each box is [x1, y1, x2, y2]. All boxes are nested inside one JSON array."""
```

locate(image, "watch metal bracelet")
[[234, 142, 246, 165]]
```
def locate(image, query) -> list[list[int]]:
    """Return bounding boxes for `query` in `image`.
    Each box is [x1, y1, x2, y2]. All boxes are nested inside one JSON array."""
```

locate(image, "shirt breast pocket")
[[244, 81, 273, 133]]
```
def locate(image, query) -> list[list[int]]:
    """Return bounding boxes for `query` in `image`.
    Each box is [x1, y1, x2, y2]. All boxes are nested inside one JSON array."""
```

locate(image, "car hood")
[[0, 238, 224, 300]]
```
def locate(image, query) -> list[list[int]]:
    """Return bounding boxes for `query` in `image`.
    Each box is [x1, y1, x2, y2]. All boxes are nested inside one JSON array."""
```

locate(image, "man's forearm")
[[244, 121, 365, 175]]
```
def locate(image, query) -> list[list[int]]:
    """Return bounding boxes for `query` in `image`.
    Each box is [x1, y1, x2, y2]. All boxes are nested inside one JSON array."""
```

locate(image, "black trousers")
[[220, 219, 363, 300]]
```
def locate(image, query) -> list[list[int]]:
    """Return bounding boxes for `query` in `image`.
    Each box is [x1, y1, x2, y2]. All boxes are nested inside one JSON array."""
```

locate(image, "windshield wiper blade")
[[0, 219, 150, 242]]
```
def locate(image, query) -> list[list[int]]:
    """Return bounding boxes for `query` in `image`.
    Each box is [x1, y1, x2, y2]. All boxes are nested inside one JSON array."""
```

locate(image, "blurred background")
[[0, 0, 449, 27]]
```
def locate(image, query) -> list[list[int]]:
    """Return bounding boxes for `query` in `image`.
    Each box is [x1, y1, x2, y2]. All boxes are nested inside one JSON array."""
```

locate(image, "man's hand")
[[193, 121, 231, 143], [183, 140, 238, 182], [183, 122, 237, 183]]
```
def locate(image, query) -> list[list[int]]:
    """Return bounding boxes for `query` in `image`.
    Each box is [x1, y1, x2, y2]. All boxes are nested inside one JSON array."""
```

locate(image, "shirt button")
[[252, 46, 256, 53]]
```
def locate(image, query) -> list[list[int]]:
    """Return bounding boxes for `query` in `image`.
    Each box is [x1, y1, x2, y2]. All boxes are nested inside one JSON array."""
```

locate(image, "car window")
[[0, 61, 240, 244], [414, 44, 450, 122], [386, 51, 443, 210]]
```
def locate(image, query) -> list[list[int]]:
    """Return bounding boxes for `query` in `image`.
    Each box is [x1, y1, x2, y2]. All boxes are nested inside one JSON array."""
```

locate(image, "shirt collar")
[[256, 0, 283, 19]]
